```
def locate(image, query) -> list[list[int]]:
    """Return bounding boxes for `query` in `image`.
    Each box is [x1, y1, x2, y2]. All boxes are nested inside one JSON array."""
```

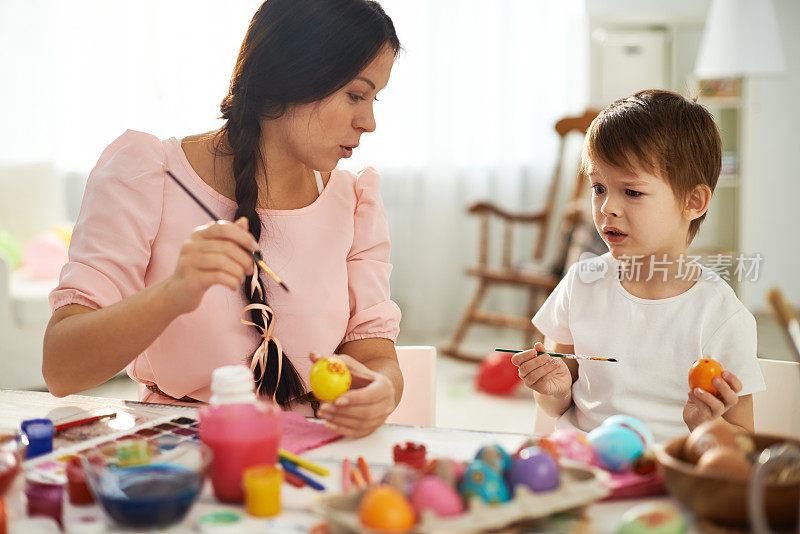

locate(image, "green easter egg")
[[617, 503, 687, 534], [0, 231, 22, 269]]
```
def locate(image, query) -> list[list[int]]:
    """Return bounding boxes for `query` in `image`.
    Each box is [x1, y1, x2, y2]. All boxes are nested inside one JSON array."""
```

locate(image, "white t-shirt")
[[532, 252, 766, 443]]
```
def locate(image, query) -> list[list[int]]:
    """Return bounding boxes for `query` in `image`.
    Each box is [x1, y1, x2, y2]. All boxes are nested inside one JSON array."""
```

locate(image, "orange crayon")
[[351, 467, 366, 490], [357, 456, 373, 485]]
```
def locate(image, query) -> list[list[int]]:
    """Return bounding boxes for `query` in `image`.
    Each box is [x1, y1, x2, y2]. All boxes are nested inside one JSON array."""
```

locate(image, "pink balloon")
[[23, 232, 68, 280]]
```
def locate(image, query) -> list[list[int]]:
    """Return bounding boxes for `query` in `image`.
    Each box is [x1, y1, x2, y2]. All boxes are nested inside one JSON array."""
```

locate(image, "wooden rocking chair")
[[440, 109, 601, 362]]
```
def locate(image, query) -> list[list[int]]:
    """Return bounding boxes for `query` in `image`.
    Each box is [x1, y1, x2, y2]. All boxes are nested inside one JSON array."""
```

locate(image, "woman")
[[43, 0, 402, 438]]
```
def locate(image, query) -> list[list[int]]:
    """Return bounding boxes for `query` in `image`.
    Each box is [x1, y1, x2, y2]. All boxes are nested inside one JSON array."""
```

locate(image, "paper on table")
[[0, 391, 185, 428], [600, 470, 666, 500], [280, 411, 341, 454]]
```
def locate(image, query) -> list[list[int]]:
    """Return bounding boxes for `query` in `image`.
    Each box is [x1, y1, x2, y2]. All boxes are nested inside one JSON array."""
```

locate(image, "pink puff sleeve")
[[341, 167, 401, 344], [49, 130, 166, 311]]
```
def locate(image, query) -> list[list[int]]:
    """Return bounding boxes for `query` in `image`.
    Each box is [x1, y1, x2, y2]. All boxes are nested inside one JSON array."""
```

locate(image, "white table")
[[0, 391, 687, 533]]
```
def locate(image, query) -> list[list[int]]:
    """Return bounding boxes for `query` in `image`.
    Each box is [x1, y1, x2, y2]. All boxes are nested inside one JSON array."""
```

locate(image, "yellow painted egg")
[[309, 357, 351, 402], [51, 225, 73, 248], [359, 485, 416, 532]]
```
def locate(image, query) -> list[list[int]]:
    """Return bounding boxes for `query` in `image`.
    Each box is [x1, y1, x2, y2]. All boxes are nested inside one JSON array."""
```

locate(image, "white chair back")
[[0, 255, 52, 389], [754, 358, 800, 438]]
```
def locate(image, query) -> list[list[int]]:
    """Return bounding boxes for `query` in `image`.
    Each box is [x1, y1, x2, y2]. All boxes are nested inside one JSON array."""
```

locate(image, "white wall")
[[586, 0, 709, 24], [739, 0, 800, 311], [586, 0, 800, 311]]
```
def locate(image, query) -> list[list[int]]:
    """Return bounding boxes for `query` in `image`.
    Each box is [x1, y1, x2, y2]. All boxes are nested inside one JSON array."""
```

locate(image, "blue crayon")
[[279, 459, 325, 491]]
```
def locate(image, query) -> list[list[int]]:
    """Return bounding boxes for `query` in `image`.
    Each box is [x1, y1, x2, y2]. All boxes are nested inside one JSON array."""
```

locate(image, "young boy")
[[512, 90, 765, 443]]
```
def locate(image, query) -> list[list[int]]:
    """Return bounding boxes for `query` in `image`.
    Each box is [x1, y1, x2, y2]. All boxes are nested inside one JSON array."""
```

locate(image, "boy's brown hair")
[[580, 89, 721, 242]]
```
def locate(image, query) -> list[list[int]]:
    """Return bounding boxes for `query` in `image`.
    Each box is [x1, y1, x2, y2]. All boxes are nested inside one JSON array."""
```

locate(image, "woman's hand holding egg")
[[311, 353, 396, 438]]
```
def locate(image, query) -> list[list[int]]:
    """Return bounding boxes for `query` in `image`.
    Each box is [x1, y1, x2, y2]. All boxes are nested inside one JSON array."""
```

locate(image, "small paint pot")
[[25, 472, 65, 528], [243, 465, 282, 518], [65, 456, 94, 505], [21, 419, 54, 459]]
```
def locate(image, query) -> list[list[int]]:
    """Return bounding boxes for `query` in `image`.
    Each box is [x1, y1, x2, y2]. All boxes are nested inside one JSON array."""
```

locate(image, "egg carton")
[[316, 462, 610, 533]]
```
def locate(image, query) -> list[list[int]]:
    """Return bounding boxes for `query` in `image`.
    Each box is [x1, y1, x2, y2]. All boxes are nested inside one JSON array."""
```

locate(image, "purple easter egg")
[[508, 447, 560, 493]]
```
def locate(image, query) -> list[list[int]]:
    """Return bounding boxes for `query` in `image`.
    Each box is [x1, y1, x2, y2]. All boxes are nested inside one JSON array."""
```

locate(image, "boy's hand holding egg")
[[683, 358, 744, 431], [309, 353, 396, 438], [688, 358, 724, 395], [511, 342, 573, 397]]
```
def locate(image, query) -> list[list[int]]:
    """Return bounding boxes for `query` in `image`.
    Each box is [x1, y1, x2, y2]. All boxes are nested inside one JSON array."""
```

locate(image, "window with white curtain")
[[0, 0, 588, 342]]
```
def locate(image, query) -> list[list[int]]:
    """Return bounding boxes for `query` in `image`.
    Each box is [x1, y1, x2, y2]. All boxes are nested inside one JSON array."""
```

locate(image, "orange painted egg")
[[688, 358, 724, 395], [359, 485, 416, 532]]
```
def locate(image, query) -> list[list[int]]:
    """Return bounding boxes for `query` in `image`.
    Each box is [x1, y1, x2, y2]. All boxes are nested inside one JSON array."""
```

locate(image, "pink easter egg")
[[549, 429, 598, 466], [411, 475, 465, 518], [22, 232, 68, 280]]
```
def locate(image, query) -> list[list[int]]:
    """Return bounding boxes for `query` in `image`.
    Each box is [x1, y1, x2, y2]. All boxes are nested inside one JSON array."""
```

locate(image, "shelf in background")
[[717, 174, 738, 188], [698, 96, 741, 108]]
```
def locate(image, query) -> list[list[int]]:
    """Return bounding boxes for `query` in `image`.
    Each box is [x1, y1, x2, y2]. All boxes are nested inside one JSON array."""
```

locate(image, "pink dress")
[[50, 130, 401, 412]]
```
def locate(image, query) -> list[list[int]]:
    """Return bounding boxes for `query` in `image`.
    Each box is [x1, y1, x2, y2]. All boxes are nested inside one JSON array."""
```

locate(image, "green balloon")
[[0, 230, 22, 269]]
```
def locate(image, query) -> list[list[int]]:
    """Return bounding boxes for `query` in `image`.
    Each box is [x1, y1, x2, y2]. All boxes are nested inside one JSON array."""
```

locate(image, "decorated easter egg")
[[0, 230, 22, 269], [602, 415, 655, 449], [587, 425, 644, 472], [683, 420, 755, 464], [508, 447, 560, 493], [381, 465, 421, 495], [475, 444, 512, 474], [459, 459, 511, 504], [22, 231, 68, 280], [410, 475, 465, 518], [515, 437, 560, 462], [309, 357, 351, 402], [424, 458, 467, 487], [359, 485, 416, 532], [618, 503, 688, 534], [688, 358, 724, 395], [549, 429, 598, 465], [476, 351, 520, 395]]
